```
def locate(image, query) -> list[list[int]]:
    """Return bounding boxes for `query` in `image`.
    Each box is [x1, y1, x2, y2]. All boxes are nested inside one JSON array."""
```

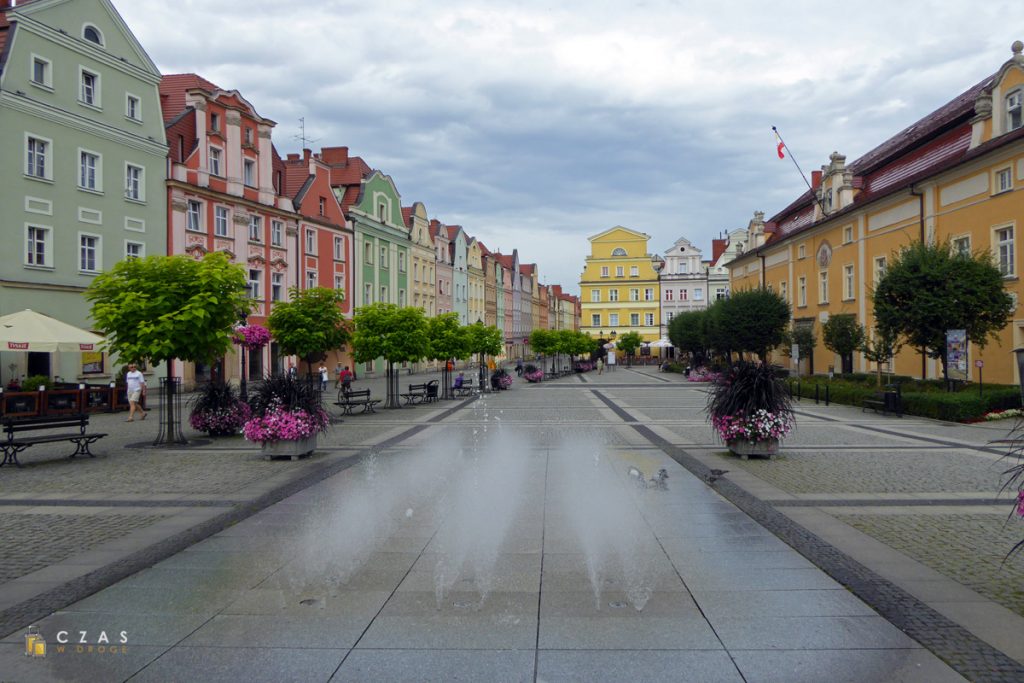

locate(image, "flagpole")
[[772, 125, 826, 215]]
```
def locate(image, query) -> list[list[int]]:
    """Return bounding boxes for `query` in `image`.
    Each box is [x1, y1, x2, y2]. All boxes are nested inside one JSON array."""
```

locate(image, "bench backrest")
[[345, 389, 371, 400], [408, 383, 427, 392], [4, 415, 88, 438]]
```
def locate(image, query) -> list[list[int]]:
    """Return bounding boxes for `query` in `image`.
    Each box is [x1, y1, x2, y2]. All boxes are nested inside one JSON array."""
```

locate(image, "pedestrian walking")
[[515, 358, 524, 376], [125, 363, 147, 422], [318, 364, 329, 391], [597, 357, 604, 375]]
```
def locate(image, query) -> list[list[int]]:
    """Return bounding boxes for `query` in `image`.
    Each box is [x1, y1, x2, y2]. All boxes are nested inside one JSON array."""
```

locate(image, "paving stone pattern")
[[838, 513, 1024, 617], [0, 513, 168, 583]]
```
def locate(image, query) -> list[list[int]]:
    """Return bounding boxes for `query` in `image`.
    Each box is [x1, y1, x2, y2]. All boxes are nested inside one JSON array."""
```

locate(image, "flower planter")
[[262, 435, 317, 460], [727, 438, 779, 460]]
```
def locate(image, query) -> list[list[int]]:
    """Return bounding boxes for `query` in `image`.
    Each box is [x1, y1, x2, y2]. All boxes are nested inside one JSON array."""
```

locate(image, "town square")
[[2, 0, 1024, 681]]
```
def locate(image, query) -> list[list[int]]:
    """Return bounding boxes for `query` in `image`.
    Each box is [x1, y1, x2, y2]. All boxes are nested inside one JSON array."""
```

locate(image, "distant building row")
[[0, 0, 579, 387]]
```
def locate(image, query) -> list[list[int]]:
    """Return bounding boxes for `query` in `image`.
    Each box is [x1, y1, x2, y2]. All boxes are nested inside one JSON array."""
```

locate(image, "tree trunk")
[[384, 360, 402, 409]]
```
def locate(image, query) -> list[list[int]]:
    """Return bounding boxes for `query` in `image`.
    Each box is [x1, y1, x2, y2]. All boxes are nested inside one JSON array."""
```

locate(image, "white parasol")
[[649, 338, 674, 348], [0, 309, 103, 353]]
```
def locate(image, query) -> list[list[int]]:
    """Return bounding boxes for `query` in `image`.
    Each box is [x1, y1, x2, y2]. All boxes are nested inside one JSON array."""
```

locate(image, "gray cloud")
[[118, 0, 1024, 290]]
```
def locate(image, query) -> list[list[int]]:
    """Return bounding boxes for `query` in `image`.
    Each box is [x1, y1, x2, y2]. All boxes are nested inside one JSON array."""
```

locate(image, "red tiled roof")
[[494, 253, 515, 269], [446, 225, 463, 240], [0, 9, 10, 63], [165, 109, 196, 164], [281, 157, 311, 199], [401, 207, 413, 228], [478, 241, 491, 256], [765, 74, 994, 243], [520, 264, 536, 276], [711, 239, 727, 264], [159, 73, 221, 124]]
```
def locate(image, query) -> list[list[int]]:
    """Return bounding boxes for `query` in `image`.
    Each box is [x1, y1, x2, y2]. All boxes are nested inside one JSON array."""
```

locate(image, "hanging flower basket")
[[232, 323, 271, 351]]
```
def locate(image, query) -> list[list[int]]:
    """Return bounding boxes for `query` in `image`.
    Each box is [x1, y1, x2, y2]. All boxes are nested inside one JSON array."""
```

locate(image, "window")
[[79, 234, 99, 272], [591, 314, 601, 327], [600, 266, 609, 278], [609, 313, 619, 326], [380, 286, 388, 302], [126, 94, 141, 121], [630, 313, 640, 326], [364, 283, 372, 304], [249, 215, 263, 242], [694, 288, 703, 301], [716, 287, 727, 301], [79, 151, 99, 191], [244, 159, 255, 187], [644, 288, 654, 301], [680, 289, 688, 300], [83, 25, 103, 45], [996, 167, 1012, 194], [271, 220, 283, 246], [244, 128, 253, 145], [1008, 90, 1023, 132], [365, 242, 373, 264], [31, 56, 51, 87], [780, 281, 788, 302], [208, 147, 222, 176], [630, 265, 639, 277], [210, 112, 220, 133], [26, 136, 49, 179], [186, 200, 202, 231], [398, 289, 406, 307], [399, 252, 407, 272], [679, 262, 689, 274], [271, 272, 283, 302], [609, 289, 619, 302], [843, 226, 853, 244], [306, 271, 317, 289], [874, 256, 887, 283], [305, 228, 316, 254], [645, 313, 654, 326], [611, 248, 627, 256], [26, 226, 50, 267], [125, 164, 143, 201], [334, 236, 344, 260], [629, 288, 639, 301], [818, 271, 829, 303], [615, 266, 624, 277], [318, 197, 326, 216], [665, 289, 673, 301], [996, 226, 1015, 276], [214, 207, 229, 237], [380, 245, 388, 268], [843, 264, 855, 300], [125, 241, 144, 260], [798, 244, 806, 259], [798, 276, 807, 306], [247, 269, 261, 299], [378, 202, 387, 222], [952, 236, 970, 257], [79, 69, 98, 106], [334, 275, 344, 291]]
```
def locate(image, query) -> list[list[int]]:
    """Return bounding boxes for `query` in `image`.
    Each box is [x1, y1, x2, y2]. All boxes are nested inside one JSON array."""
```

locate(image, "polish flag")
[[774, 130, 785, 159]]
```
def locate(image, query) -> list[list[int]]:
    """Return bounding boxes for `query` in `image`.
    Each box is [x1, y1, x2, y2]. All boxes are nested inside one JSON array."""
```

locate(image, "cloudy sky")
[[120, 0, 1023, 293]]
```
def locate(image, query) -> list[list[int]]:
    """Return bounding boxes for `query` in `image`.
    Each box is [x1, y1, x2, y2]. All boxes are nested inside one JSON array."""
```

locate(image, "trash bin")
[[883, 385, 899, 413], [685, 366, 692, 377]]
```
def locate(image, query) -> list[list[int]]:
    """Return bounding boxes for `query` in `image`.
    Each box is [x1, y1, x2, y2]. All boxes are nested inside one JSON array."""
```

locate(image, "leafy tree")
[[717, 288, 790, 360], [424, 313, 469, 399], [822, 314, 866, 374], [568, 331, 598, 360], [468, 321, 504, 388], [669, 310, 708, 366], [873, 241, 1013, 379], [86, 253, 249, 444], [703, 299, 735, 361], [781, 323, 817, 375], [267, 287, 350, 378], [530, 328, 557, 373], [860, 325, 901, 387], [617, 331, 643, 366], [352, 304, 429, 408]]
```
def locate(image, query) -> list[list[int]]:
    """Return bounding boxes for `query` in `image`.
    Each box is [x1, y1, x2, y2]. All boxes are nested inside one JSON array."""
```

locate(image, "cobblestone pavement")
[[1, 367, 1023, 681]]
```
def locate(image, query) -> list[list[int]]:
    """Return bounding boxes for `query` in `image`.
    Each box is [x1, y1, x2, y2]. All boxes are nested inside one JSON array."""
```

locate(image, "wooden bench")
[[1, 414, 107, 468], [862, 390, 902, 417], [453, 378, 476, 397], [334, 389, 381, 415], [401, 380, 439, 405]]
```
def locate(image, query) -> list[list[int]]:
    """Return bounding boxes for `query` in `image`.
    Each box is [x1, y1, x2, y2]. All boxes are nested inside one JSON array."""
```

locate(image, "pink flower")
[[232, 324, 271, 351]]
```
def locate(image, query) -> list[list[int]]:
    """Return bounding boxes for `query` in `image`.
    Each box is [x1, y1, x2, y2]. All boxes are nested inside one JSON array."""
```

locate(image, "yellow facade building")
[[729, 42, 1024, 384], [580, 226, 661, 343]]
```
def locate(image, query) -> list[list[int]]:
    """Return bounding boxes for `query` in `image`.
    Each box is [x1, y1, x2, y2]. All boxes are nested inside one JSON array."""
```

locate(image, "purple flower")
[[1017, 490, 1024, 518], [232, 324, 271, 351]]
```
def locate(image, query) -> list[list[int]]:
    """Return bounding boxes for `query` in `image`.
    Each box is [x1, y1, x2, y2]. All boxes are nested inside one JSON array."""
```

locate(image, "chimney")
[[303, 148, 312, 162], [320, 146, 349, 164], [286, 153, 300, 162], [811, 170, 822, 189]]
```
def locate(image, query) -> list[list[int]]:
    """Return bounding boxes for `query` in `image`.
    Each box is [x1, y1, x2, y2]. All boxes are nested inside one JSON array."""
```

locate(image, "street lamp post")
[[476, 318, 486, 393], [239, 284, 252, 402]]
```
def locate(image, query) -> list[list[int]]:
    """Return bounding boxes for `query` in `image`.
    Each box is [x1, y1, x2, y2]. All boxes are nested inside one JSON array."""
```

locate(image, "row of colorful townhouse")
[[0, 0, 580, 389], [727, 42, 1024, 386]]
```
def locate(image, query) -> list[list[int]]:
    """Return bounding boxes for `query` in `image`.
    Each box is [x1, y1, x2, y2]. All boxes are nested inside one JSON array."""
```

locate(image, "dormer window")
[[1008, 90, 1023, 132], [83, 25, 103, 46], [611, 248, 627, 256]]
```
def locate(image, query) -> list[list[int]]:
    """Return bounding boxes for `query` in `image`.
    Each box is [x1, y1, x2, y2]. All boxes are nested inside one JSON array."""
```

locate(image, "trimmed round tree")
[[86, 252, 249, 445], [822, 314, 866, 374], [468, 321, 504, 389], [873, 240, 1013, 381], [717, 288, 790, 361], [352, 303, 429, 408], [268, 287, 351, 379], [616, 331, 643, 366], [669, 310, 708, 367]]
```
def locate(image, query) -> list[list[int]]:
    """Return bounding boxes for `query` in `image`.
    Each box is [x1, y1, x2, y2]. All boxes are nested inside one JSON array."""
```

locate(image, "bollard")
[[815, 383, 819, 405], [796, 379, 801, 402], [825, 384, 830, 406]]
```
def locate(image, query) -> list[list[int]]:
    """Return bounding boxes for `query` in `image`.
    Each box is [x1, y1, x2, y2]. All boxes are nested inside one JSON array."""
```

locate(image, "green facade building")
[[0, 0, 166, 383]]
